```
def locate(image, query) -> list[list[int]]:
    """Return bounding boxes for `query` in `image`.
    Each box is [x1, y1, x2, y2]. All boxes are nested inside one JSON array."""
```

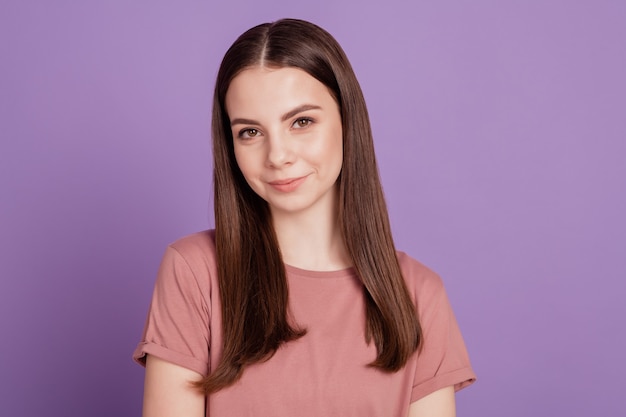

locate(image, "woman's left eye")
[[292, 118, 313, 129]]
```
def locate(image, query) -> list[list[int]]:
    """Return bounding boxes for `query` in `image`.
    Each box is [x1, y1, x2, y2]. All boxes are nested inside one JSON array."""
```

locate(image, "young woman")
[[134, 18, 475, 417]]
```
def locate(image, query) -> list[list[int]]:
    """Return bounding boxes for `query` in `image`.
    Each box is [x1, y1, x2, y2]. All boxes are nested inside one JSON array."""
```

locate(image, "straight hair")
[[196, 18, 422, 394]]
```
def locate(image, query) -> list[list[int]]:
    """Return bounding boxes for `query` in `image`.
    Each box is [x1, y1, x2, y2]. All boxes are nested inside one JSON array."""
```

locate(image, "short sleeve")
[[132, 245, 210, 376], [410, 275, 476, 402]]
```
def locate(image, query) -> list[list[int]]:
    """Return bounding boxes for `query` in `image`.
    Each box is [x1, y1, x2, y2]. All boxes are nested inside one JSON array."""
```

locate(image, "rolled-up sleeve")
[[133, 245, 210, 376], [411, 274, 476, 402]]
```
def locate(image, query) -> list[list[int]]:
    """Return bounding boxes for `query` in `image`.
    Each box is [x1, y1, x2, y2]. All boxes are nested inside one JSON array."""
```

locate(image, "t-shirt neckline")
[[284, 263, 357, 279]]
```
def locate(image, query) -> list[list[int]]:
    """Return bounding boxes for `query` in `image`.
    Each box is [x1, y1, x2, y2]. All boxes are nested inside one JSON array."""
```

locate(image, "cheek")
[[313, 123, 343, 157], [327, 128, 344, 170], [233, 148, 255, 178]]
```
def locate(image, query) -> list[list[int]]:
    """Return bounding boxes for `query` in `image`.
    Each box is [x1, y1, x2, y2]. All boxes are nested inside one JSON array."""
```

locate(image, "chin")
[[267, 199, 318, 216]]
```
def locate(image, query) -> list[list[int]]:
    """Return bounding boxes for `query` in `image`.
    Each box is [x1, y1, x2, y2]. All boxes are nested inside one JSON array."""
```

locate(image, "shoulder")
[[167, 229, 217, 267], [396, 251, 444, 293], [396, 251, 447, 312], [156, 230, 218, 294]]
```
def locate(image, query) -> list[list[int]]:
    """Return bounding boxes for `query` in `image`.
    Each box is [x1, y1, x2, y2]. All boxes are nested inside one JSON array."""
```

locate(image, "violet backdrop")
[[1, 0, 624, 416]]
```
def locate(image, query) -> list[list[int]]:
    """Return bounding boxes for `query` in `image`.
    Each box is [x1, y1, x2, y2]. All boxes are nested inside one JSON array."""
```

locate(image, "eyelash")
[[293, 117, 314, 128], [237, 128, 260, 139], [236, 117, 315, 139]]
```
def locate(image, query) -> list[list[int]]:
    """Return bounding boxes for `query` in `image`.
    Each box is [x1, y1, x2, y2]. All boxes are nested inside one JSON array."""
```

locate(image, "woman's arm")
[[408, 386, 456, 417], [143, 354, 206, 417]]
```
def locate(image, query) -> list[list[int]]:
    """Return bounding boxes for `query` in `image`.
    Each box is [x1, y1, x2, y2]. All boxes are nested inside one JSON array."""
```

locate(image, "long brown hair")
[[197, 18, 422, 393]]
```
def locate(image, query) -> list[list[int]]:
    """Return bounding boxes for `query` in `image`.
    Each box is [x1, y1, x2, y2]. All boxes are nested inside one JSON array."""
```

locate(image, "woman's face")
[[225, 66, 343, 219]]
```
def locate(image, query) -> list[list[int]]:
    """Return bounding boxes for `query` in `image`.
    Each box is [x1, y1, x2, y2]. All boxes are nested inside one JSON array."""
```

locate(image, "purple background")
[[1, 1, 624, 416]]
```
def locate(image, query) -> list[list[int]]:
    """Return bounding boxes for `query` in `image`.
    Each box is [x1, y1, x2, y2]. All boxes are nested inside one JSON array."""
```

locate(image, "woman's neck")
[[270, 199, 351, 272]]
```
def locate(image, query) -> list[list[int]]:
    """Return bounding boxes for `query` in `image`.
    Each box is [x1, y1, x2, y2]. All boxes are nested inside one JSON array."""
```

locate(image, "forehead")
[[225, 66, 336, 118]]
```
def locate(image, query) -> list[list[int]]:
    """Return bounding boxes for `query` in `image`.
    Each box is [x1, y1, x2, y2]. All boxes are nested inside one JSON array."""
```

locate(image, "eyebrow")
[[230, 104, 322, 126]]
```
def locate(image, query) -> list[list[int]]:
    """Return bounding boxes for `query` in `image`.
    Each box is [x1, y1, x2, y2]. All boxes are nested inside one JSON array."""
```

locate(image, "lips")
[[268, 175, 308, 192]]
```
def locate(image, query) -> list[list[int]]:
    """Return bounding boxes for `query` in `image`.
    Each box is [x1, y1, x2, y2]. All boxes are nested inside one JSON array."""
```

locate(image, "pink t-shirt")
[[133, 230, 475, 416]]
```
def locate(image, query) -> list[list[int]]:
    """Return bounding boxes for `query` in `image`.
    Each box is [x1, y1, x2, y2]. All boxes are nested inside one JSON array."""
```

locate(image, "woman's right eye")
[[238, 128, 260, 139]]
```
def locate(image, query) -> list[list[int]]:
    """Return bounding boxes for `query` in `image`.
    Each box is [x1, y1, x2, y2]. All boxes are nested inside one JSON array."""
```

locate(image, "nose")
[[266, 132, 295, 168]]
